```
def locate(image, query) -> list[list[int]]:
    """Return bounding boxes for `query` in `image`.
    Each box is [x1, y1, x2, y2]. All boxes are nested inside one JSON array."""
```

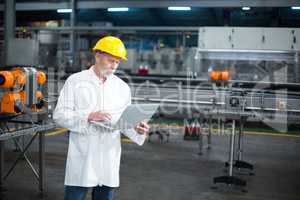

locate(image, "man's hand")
[[134, 122, 150, 135], [88, 111, 112, 122]]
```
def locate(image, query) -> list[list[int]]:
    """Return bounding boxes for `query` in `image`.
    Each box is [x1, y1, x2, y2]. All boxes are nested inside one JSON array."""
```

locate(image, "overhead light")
[[242, 7, 251, 11], [292, 6, 300, 10], [57, 9, 72, 13], [107, 7, 129, 12], [168, 7, 191, 11]]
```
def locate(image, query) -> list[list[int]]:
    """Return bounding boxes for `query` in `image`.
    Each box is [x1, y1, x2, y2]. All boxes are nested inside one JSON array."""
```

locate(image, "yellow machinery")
[[0, 67, 46, 115]]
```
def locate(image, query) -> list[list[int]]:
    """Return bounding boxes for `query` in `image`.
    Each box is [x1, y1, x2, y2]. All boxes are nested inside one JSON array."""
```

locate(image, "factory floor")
[[0, 129, 300, 200]]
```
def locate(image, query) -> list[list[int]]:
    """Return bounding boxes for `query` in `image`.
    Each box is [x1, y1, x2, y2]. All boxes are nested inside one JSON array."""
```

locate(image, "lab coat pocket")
[[71, 134, 89, 155]]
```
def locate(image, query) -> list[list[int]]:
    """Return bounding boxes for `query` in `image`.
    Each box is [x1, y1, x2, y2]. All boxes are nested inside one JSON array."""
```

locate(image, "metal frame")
[[0, 0, 298, 11], [0, 123, 56, 195], [212, 119, 247, 190], [1, 26, 200, 32]]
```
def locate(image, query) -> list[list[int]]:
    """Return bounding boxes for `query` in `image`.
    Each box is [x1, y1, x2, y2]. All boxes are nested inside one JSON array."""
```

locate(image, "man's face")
[[95, 52, 121, 76]]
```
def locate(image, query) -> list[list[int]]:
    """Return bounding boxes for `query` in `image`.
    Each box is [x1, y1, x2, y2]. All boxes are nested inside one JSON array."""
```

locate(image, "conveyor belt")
[[118, 74, 300, 92]]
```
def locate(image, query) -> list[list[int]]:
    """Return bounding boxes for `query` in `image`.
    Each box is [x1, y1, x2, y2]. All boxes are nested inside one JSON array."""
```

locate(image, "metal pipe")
[[208, 115, 212, 148], [13, 138, 39, 180], [0, 141, 4, 189], [229, 120, 236, 176], [3, 0, 15, 66], [3, 134, 38, 180], [132, 97, 226, 105], [39, 132, 45, 193], [5, 26, 200, 32], [237, 118, 244, 161], [296, 52, 299, 82], [70, 0, 76, 68]]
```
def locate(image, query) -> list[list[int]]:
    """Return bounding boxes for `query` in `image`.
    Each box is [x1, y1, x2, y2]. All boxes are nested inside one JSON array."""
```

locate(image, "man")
[[53, 36, 150, 200]]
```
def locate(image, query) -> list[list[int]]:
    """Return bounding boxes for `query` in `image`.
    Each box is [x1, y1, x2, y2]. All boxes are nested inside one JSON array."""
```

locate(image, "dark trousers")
[[64, 185, 114, 200]]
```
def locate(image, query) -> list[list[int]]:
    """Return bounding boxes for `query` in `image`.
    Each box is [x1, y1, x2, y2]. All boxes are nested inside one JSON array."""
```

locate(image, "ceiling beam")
[[0, 0, 300, 11], [0, 26, 200, 32]]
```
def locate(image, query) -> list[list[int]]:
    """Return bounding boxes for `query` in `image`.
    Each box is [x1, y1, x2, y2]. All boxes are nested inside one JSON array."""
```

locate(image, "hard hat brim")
[[92, 48, 127, 61]]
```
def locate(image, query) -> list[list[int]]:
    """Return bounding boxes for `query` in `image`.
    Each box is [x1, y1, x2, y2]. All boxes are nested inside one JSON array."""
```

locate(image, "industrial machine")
[[0, 66, 52, 195], [0, 32, 54, 195], [125, 27, 300, 191], [0, 67, 47, 117]]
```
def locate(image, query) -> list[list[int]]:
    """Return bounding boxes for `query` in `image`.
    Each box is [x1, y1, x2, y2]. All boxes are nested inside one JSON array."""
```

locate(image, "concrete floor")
[[0, 129, 300, 200]]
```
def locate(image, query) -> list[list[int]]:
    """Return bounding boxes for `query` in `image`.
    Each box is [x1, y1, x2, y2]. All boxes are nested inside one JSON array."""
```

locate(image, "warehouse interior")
[[0, 0, 300, 200]]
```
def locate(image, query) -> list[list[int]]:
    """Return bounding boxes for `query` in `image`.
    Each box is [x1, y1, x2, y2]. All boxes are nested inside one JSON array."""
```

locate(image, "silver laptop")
[[90, 103, 159, 131]]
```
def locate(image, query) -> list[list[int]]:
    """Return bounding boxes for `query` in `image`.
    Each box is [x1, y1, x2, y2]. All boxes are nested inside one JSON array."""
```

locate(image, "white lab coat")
[[53, 67, 146, 187]]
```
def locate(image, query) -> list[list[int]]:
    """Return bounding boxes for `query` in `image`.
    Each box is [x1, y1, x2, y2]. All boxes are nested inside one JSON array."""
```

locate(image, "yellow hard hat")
[[92, 36, 127, 60]]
